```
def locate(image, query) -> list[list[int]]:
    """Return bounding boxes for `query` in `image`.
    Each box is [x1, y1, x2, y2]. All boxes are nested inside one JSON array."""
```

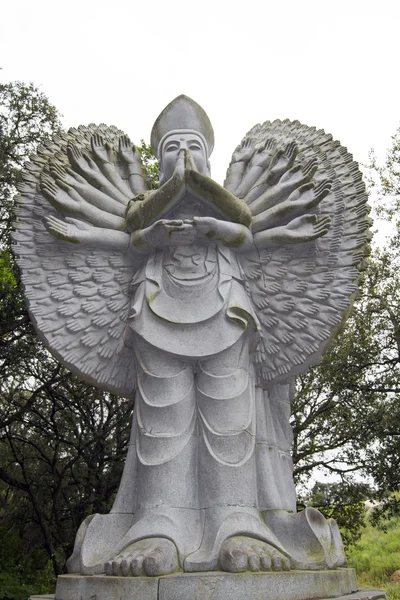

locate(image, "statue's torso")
[[127, 241, 258, 358]]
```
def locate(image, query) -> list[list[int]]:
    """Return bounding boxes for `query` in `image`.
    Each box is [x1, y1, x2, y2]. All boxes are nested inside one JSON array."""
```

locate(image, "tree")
[[0, 83, 134, 594], [292, 125, 400, 533], [0, 86, 162, 594], [304, 480, 372, 549]]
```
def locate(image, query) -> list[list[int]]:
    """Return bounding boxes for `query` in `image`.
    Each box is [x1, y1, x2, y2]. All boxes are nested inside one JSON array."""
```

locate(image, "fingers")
[[65, 217, 92, 230], [288, 182, 314, 202], [158, 219, 183, 226], [174, 150, 185, 176], [119, 134, 131, 149], [295, 214, 331, 238], [91, 133, 104, 150], [167, 223, 193, 232], [302, 158, 318, 178], [41, 177, 58, 199], [314, 215, 331, 236], [269, 149, 284, 168], [50, 162, 66, 180], [314, 179, 332, 202], [65, 167, 86, 184], [44, 215, 69, 237], [264, 137, 276, 151], [192, 216, 216, 225], [184, 148, 197, 171], [287, 179, 331, 208], [67, 143, 82, 164], [118, 134, 137, 157], [284, 141, 298, 161], [68, 143, 97, 173], [55, 178, 73, 194]]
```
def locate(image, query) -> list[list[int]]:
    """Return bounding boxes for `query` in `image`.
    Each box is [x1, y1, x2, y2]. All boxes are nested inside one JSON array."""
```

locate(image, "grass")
[[348, 516, 400, 599]]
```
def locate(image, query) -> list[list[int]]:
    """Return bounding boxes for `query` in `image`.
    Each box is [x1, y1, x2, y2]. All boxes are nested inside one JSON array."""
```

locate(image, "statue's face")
[[160, 132, 208, 182]]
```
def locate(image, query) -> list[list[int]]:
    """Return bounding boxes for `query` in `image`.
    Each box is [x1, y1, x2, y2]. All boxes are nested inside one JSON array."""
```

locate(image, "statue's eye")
[[165, 143, 179, 152], [189, 144, 201, 151]]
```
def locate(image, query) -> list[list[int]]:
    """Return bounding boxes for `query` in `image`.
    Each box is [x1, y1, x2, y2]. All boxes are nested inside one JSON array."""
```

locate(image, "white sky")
[[1, 0, 399, 185]]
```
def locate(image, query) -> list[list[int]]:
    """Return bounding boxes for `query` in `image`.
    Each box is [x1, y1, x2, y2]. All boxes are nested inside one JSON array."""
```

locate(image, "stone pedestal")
[[29, 568, 381, 600]]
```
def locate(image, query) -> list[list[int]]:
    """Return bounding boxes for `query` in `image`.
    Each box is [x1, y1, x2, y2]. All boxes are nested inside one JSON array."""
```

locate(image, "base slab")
[[35, 568, 387, 600]]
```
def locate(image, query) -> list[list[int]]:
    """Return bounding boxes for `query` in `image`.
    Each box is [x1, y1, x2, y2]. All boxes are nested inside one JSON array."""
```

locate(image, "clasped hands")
[[130, 149, 253, 251], [142, 216, 228, 249]]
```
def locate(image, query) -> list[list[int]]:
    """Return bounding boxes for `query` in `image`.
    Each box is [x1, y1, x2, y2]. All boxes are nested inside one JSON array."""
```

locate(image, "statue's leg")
[[255, 382, 297, 512], [197, 334, 256, 508], [105, 335, 202, 576], [257, 384, 346, 570], [185, 334, 290, 572]]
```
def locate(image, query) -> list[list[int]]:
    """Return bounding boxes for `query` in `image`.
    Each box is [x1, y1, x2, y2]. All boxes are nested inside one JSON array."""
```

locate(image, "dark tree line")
[[0, 82, 133, 599]]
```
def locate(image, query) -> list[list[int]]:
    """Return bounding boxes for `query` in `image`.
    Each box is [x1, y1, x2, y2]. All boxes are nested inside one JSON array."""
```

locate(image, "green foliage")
[[305, 481, 371, 548], [0, 524, 55, 600], [0, 83, 161, 596], [291, 123, 400, 523], [0, 82, 134, 593], [367, 125, 400, 223], [385, 584, 400, 600], [348, 517, 400, 592], [0, 82, 62, 248], [292, 246, 400, 487], [138, 139, 158, 188]]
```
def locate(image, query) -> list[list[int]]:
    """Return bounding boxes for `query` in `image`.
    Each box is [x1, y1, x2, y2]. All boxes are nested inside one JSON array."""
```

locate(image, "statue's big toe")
[[104, 538, 179, 577], [220, 536, 291, 573]]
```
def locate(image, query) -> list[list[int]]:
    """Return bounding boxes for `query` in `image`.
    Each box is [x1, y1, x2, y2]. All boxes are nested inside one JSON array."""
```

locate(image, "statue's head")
[[151, 95, 214, 185]]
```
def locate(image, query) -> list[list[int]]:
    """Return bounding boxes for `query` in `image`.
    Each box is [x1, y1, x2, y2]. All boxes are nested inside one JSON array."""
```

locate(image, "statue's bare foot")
[[104, 538, 179, 577], [220, 536, 290, 572]]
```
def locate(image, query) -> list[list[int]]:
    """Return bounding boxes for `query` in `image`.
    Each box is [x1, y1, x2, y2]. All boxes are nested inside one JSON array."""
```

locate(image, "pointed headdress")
[[150, 95, 215, 157]]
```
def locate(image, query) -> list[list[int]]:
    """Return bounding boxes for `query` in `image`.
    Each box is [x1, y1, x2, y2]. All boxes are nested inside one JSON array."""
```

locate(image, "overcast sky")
[[1, 0, 399, 185]]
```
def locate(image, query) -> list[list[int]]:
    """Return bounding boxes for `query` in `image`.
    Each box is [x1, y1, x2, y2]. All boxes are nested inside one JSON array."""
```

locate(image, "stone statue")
[[13, 96, 370, 581]]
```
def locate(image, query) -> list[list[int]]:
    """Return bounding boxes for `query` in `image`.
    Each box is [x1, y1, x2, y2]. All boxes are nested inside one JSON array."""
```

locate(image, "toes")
[[260, 554, 272, 570], [222, 549, 248, 572], [248, 553, 261, 572], [121, 558, 131, 576], [143, 541, 179, 577], [104, 560, 113, 576], [143, 548, 164, 577], [131, 554, 144, 576], [272, 555, 282, 570], [219, 537, 291, 573], [112, 559, 122, 575], [103, 539, 179, 577]]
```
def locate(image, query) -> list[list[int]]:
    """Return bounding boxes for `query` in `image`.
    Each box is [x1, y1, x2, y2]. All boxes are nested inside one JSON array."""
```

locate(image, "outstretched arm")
[[41, 177, 127, 231], [67, 143, 129, 205], [253, 214, 330, 248], [118, 135, 149, 194], [44, 214, 201, 256], [91, 133, 133, 198], [252, 180, 332, 233], [249, 158, 318, 216], [49, 163, 126, 217], [235, 138, 277, 198], [224, 140, 255, 194], [244, 142, 299, 205], [44, 216, 132, 251]]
